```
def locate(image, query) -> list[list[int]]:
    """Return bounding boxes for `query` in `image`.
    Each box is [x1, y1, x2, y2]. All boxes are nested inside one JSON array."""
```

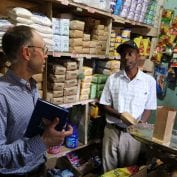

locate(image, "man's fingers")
[[50, 117, 60, 129]]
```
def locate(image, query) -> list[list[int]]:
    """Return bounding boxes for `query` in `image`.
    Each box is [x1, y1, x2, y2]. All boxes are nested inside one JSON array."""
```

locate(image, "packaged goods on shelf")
[[64, 79, 78, 88], [82, 67, 93, 76], [70, 20, 85, 31], [32, 13, 52, 27], [36, 82, 42, 90], [64, 95, 77, 103], [113, 0, 124, 15], [48, 64, 66, 75], [80, 66, 93, 101], [64, 86, 78, 96], [69, 38, 83, 47], [83, 34, 91, 41], [48, 74, 65, 83], [81, 82, 91, 89], [70, 30, 84, 38], [32, 73, 43, 82], [144, 0, 157, 25], [0, 19, 13, 32], [80, 94, 89, 101], [61, 60, 78, 71], [38, 90, 43, 98], [66, 70, 78, 80], [51, 97, 64, 105], [92, 74, 108, 84], [90, 74, 108, 99], [52, 90, 64, 98], [70, 46, 83, 53], [48, 82, 65, 91], [46, 92, 53, 102]]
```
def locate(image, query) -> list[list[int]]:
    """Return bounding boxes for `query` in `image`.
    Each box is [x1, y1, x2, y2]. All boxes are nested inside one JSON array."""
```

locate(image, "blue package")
[[113, 0, 124, 15]]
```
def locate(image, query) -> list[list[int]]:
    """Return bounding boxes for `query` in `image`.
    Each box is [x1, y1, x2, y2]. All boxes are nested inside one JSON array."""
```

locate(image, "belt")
[[106, 123, 127, 132], [0, 163, 46, 177]]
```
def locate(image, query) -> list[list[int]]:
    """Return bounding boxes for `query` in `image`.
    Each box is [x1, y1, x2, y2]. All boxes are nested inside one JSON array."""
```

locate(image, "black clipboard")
[[25, 99, 69, 138]]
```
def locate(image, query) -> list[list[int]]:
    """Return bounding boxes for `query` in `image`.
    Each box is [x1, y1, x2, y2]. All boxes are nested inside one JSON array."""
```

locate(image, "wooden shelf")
[[46, 139, 101, 160], [48, 51, 107, 59], [46, 142, 86, 159], [52, 0, 156, 31], [59, 99, 96, 108]]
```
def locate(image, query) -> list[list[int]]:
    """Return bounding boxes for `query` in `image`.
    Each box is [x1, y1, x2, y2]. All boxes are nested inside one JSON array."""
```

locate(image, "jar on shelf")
[[65, 125, 78, 148]]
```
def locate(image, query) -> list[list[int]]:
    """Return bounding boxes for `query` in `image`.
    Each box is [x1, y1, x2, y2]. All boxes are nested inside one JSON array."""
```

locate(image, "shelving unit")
[[0, 0, 164, 170]]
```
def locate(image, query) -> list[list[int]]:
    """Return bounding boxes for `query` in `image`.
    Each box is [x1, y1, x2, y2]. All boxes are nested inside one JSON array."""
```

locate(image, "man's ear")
[[21, 46, 31, 61]]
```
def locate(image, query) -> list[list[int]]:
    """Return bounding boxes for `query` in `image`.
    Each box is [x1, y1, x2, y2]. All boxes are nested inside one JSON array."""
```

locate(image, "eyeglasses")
[[28, 45, 48, 55]]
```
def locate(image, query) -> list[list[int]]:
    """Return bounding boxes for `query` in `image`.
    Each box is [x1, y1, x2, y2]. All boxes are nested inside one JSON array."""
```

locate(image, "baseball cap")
[[116, 40, 139, 54]]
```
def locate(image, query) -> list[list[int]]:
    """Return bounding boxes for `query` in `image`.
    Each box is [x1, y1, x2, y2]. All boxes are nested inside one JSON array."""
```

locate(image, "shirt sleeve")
[[99, 76, 112, 106], [145, 77, 157, 110], [0, 94, 46, 169]]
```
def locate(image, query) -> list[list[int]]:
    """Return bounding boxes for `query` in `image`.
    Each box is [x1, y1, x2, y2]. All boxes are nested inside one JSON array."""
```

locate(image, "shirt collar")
[[120, 69, 144, 81], [6, 70, 37, 90]]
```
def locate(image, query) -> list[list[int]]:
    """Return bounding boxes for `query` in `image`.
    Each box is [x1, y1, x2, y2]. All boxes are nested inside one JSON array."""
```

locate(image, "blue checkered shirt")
[[0, 70, 46, 175]]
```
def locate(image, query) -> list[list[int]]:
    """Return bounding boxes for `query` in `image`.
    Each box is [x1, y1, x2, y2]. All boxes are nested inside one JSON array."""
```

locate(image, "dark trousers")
[[0, 163, 46, 177]]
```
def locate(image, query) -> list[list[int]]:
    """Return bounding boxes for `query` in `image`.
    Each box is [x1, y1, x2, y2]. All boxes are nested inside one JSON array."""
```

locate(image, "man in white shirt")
[[100, 40, 157, 172]]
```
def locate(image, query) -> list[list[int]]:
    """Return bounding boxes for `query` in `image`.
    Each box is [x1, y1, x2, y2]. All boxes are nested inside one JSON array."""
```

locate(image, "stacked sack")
[[8, 7, 33, 26], [47, 62, 66, 104], [63, 60, 78, 104], [31, 13, 53, 51], [52, 18, 70, 52], [80, 67, 93, 101], [47, 60, 78, 104], [32, 74, 44, 98], [97, 60, 120, 75], [0, 19, 13, 49], [91, 22, 108, 55], [90, 74, 108, 99], [82, 33, 91, 54], [69, 20, 85, 54]]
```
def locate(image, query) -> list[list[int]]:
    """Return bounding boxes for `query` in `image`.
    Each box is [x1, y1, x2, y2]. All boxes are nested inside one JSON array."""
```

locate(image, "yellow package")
[[101, 167, 132, 177], [134, 36, 143, 48], [90, 104, 99, 118], [142, 38, 151, 56]]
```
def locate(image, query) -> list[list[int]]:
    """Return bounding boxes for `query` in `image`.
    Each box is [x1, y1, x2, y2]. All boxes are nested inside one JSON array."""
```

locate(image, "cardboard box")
[[152, 106, 176, 145]]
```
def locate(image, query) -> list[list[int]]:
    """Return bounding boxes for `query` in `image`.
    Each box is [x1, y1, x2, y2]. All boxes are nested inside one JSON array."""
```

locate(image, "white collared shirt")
[[100, 70, 157, 126]]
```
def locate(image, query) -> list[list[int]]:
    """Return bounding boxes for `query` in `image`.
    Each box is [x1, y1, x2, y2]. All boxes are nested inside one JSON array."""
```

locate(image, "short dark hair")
[[2, 25, 34, 61]]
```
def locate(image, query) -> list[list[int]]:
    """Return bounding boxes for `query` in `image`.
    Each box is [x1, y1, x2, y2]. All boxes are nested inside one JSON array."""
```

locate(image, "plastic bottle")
[[65, 125, 78, 148]]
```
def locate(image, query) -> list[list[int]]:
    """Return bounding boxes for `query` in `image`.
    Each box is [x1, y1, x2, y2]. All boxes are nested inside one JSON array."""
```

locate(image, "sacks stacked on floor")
[[91, 22, 108, 55], [90, 74, 109, 99], [32, 74, 43, 98], [69, 20, 85, 54], [47, 60, 78, 104], [0, 19, 13, 48], [31, 13, 53, 51], [80, 67, 93, 101], [52, 18, 70, 52], [8, 7, 33, 26], [97, 60, 120, 75]]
